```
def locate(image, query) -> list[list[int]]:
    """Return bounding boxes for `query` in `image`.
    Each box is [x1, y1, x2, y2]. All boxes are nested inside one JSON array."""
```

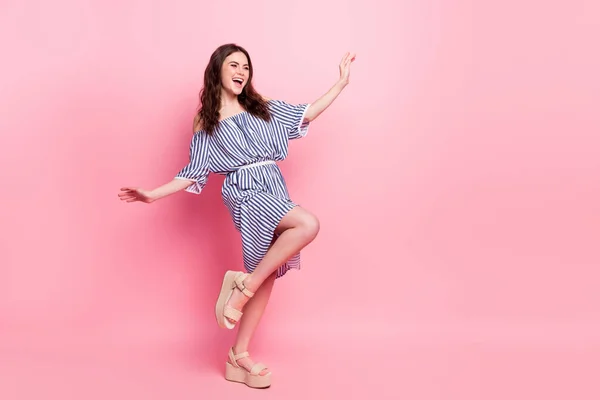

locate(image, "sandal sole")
[[215, 271, 239, 329], [225, 362, 271, 388]]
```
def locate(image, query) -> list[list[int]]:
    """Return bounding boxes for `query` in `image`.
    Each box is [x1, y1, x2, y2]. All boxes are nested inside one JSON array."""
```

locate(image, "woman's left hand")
[[338, 52, 356, 86]]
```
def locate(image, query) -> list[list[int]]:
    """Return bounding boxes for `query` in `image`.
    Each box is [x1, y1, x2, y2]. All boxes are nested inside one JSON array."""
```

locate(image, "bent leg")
[[224, 206, 319, 322], [248, 206, 319, 287]]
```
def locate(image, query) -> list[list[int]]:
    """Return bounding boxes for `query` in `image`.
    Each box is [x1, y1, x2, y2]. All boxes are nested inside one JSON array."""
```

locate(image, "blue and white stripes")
[[175, 100, 310, 278]]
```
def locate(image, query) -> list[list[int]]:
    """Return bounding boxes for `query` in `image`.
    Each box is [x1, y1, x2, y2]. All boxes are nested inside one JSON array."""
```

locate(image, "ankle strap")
[[234, 274, 254, 298], [228, 347, 250, 367]]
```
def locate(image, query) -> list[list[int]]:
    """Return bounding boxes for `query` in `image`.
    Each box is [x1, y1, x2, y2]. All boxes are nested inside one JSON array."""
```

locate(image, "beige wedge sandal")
[[215, 270, 255, 329], [225, 347, 271, 389]]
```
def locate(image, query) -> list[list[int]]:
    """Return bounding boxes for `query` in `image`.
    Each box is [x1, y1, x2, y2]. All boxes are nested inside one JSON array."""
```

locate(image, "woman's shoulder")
[[193, 114, 204, 133]]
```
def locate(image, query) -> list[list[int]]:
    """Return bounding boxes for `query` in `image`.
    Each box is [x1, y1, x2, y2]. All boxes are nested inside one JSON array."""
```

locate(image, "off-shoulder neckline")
[[194, 100, 277, 134]]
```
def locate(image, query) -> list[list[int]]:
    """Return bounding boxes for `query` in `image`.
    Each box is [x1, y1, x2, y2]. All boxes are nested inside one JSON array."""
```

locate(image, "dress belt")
[[237, 160, 276, 170]]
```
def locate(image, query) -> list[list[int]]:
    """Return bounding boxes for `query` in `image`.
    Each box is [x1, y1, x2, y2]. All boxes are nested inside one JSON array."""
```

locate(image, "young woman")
[[118, 43, 355, 388]]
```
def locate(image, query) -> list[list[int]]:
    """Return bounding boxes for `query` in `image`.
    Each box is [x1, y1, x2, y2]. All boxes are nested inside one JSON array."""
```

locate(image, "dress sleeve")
[[174, 131, 210, 194], [268, 99, 311, 140]]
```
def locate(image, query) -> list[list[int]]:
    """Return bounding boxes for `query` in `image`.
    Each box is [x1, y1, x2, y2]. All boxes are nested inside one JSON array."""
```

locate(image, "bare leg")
[[229, 270, 277, 376], [225, 206, 319, 323]]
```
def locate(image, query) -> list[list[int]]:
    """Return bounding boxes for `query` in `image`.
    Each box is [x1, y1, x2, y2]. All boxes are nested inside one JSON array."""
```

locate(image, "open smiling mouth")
[[233, 78, 244, 88]]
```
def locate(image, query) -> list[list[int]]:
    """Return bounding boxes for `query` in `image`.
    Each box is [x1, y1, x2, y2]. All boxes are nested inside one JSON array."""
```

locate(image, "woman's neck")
[[220, 90, 240, 109]]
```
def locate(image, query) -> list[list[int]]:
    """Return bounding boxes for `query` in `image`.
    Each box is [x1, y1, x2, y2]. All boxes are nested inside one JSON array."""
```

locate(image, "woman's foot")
[[216, 271, 256, 329], [224, 275, 256, 325], [228, 347, 270, 376], [225, 347, 272, 388]]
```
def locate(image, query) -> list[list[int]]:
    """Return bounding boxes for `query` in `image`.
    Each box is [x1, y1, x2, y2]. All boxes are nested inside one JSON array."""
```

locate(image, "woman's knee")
[[299, 212, 320, 241], [276, 207, 320, 240]]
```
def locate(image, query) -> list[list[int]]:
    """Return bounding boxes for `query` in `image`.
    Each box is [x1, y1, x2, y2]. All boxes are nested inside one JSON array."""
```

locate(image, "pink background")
[[1, 0, 599, 398]]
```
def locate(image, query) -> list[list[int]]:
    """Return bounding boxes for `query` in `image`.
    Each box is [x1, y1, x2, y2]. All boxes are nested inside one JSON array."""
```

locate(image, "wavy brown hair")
[[196, 44, 271, 134]]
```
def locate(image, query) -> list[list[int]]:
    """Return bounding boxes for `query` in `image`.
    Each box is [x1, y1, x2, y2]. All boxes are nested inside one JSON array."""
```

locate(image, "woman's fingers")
[[340, 52, 355, 64], [340, 52, 349, 64]]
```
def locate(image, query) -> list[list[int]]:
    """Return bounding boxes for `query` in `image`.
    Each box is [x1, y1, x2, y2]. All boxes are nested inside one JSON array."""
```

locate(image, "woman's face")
[[220, 51, 250, 97]]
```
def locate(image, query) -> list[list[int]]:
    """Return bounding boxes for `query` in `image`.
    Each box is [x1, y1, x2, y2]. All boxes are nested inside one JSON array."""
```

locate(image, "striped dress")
[[175, 99, 311, 278]]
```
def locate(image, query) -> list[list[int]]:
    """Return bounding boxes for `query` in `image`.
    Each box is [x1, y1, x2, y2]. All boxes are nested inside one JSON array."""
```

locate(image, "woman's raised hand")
[[338, 52, 356, 86]]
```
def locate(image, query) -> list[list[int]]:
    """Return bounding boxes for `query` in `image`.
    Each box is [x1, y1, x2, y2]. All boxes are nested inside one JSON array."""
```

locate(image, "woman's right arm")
[[119, 116, 208, 204], [149, 178, 196, 201], [119, 178, 193, 203]]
